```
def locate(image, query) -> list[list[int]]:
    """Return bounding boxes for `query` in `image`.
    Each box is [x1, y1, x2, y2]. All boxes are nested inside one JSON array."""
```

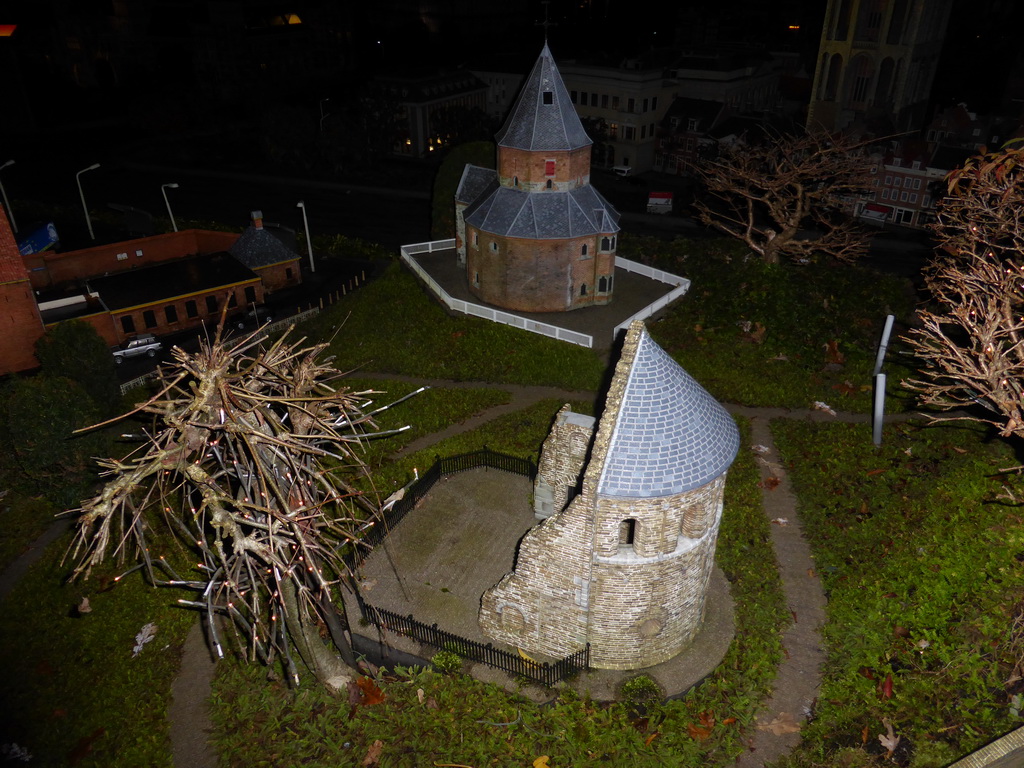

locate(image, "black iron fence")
[[358, 594, 590, 688], [349, 447, 590, 686]]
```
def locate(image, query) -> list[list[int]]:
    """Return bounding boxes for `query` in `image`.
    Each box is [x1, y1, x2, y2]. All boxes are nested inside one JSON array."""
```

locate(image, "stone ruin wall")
[[478, 489, 595, 659], [533, 405, 594, 519]]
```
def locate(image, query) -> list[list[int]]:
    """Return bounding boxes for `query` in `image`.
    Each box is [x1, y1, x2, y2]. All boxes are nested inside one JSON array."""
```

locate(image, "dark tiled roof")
[[229, 226, 300, 269], [90, 253, 258, 311], [464, 183, 620, 239], [496, 43, 592, 152], [455, 165, 498, 205], [598, 323, 739, 497]]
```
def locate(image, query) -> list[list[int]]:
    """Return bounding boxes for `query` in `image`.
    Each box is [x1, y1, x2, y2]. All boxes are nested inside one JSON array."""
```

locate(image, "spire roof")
[[496, 43, 592, 152], [597, 322, 739, 498]]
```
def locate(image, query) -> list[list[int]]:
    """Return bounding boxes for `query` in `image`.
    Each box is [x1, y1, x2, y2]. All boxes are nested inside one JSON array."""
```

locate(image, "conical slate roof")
[[496, 43, 592, 152], [597, 323, 739, 498]]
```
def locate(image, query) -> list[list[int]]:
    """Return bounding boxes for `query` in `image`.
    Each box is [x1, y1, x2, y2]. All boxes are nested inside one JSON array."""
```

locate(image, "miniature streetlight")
[[0, 159, 16, 234], [161, 183, 179, 232], [296, 200, 315, 273], [319, 98, 330, 133], [76, 162, 101, 240]]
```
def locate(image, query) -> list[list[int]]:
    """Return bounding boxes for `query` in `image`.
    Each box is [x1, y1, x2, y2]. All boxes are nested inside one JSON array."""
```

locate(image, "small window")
[[580, 283, 587, 296], [601, 94, 609, 108], [116, 252, 128, 261], [472, 232, 479, 246], [581, 244, 589, 257], [285, 268, 293, 280], [909, 193, 918, 204], [545, 179, 552, 189], [914, 178, 922, 190], [570, 90, 577, 103], [640, 125, 647, 140], [121, 315, 135, 334], [893, 177, 902, 188], [884, 175, 892, 185], [543, 91, 553, 105], [143, 309, 157, 329], [186, 300, 198, 318], [513, 175, 519, 187], [591, 92, 597, 105], [135, 249, 143, 257], [545, 159, 555, 176], [651, 96, 658, 110], [473, 271, 480, 287], [601, 236, 611, 251], [881, 189, 889, 200], [627, 97, 635, 113], [206, 296, 218, 313], [619, 518, 637, 547], [642, 97, 649, 112], [599, 276, 607, 292], [165, 305, 178, 324], [228, 293, 238, 308], [612, 96, 620, 109], [490, 242, 498, 253], [244, 286, 257, 304], [900, 191, 909, 202]]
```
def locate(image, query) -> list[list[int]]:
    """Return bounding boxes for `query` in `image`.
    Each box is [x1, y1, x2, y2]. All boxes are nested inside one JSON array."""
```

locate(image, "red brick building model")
[[0, 204, 45, 373], [455, 44, 620, 312], [0, 210, 302, 375]]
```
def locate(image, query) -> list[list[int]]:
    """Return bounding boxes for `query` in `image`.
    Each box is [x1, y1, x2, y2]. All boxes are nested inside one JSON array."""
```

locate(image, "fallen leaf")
[[824, 339, 846, 364], [688, 723, 713, 741], [749, 322, 767, 344], [858, 666, 875, 680], [878, 718, 901, 755], [721, 717, 737, 725], [757, 712, 801, 735], [361, 739, 383, 766], [866, 468, 887, 476], [698, 711, 716, 728], [644, 731, 661, 746], [356, 676, 386, 706], [760, 476, 781, 490], [879, 673, 894, 699], [533, 756, 551, 768], [807, 568, 817, 578], [861, 724, 870, 744], [427, 696, 439, 710]]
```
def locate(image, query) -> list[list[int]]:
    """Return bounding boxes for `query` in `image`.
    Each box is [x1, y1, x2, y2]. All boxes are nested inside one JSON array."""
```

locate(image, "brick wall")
[[466, 232, 615, 312], [498, 146, 592, 191], [24, 230, 239, 290], [0, 203, 45, 373]]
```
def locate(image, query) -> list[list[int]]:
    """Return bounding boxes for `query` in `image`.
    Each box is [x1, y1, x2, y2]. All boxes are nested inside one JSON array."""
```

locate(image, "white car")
[[113, 334, 163, 364]]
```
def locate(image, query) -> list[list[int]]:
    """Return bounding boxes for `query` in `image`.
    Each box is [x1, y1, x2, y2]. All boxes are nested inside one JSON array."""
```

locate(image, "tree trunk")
[[280, 579, 355, 691]]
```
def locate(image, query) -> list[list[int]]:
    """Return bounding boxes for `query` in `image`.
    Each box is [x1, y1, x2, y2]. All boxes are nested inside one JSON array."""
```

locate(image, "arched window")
[[580, 283, 587, 296], [581, 243, 589, 257], [513, 176, 519, 187], [599, 276, 607, 292], [600, 236, 611, 251], [546, 179, 552, 190]]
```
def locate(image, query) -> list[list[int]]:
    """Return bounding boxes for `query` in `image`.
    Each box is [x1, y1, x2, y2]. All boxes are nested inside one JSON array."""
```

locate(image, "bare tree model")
[[67, 328, 419, 690], [904, 141, 1024, 439], [695, 131, 873, 265]]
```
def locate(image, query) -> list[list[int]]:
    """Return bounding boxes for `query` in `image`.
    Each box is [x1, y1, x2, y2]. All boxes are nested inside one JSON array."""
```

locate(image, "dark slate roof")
[[230, 226, 301, 269], [496, 43, 592, 152], [464, 183, 620, 239], [90, 253, 258, 311], [598, 323, 739, 498], [455, 165, 498, 206]]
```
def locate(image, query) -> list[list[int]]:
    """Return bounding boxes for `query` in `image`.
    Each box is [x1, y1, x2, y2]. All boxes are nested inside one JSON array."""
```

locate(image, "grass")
[[0, 537, 195, 766], [772, 419, 1024, 767], [626, 235, 918, 411], [209, 415, 788, 766], [300, 262, 606, 390]]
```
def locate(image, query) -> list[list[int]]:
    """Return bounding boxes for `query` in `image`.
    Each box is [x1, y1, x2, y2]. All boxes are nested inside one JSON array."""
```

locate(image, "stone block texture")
[[480, 321, 740, 669]]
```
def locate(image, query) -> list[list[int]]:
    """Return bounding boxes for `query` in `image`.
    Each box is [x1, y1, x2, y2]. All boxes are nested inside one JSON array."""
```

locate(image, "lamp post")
[[319, 98, 330, 133], [76, 163, 101, 240], [161, 183, 179, 232], [0, 159, 16, 234], [296, 200, 315, 273]]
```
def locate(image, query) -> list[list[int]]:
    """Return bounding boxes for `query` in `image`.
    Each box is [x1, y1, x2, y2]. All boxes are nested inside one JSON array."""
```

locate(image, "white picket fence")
[[401, 241, 690, 349]]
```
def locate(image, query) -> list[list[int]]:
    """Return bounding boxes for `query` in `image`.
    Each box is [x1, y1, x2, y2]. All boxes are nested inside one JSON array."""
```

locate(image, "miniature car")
[[112, 334, 163, 363]]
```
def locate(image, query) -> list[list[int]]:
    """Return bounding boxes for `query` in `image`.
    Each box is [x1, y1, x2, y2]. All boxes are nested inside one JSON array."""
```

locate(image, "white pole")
[[161, 183, 179, 232], [873, 373, 887, 446], [873, 313, 895, 377], [76, 162, 101, 240], [0, 159, 16, 234], [296, 200, 315, 273]]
